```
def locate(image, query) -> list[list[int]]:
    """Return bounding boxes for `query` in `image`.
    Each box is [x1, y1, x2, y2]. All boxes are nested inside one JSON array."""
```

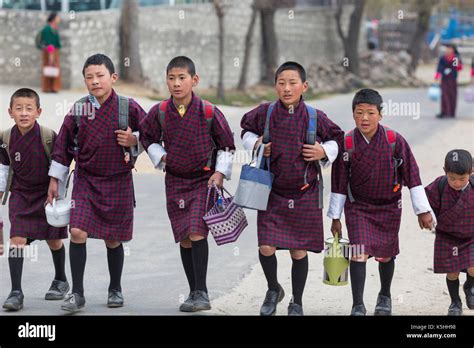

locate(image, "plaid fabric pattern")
[[140, 93, 235, 242], [52, 90, 146, 241], [0, 123, 67, 239], [426, 176, 474, 273], [331, 125, 422, 257], [241, 99, 344, 252]]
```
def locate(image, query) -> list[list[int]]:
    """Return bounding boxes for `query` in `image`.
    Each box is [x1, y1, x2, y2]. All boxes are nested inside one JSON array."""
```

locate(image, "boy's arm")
[[211, 108, 236, 180], [327, 152, 349, 220], [396, 133, 434, 218], [128, 98, 148, 157], [241, 104, 267, 152], [0, 147, 10, 196], [139, 104, 167, 170], [48, 113, 75, 182], [316, 111, 344, 168]]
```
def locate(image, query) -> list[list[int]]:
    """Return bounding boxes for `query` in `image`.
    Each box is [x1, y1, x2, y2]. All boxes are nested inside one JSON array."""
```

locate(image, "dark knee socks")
[[259, 251, 279, 291], [50, 244, 67, 282], [107, 243, 124, 292], [291, 255, 308, 305], [191, 239, 209, 292], [447, 277, 461, 302], [69, 241, 87, 296], [379, 258, 395, 298], [465, 273, 474, 289], [350, 260, 366, 307], [180, 245, 195, 292], [8, 247, 24, 292]]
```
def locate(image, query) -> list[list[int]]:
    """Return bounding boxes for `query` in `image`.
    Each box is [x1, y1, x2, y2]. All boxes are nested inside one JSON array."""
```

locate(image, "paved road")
[[0, 84, 472, 315]]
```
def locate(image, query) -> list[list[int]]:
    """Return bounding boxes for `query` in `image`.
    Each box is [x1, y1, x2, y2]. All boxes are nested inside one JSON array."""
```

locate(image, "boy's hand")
[[418, 212, 434, 230], [115, 127, 137, 147], [208, 171, 224, 188], [161, 155, 167, 164], [47, 177, 59, 204], [254, 136, 272, 157], [331, 219, 342, 238], [302, 142, 326, 161]]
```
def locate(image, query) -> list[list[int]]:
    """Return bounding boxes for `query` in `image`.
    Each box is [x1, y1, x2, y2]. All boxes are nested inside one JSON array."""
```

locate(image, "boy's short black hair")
[[166, 56, 196, 76], [10, 88, 40, 108], [82, 54, 116, 76], [352, 88, 383, 112], [274, 61, 306, 83], [444, 149, 472, 175]]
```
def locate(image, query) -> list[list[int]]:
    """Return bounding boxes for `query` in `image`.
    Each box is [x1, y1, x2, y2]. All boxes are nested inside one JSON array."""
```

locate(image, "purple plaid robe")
[[241, 99, 344, 252], [0, 122, 67, 240], [425, 176, 474, 273], [52, 90, 146, 241], [331, 124, 422, 258], [140, 93, 235, 242]]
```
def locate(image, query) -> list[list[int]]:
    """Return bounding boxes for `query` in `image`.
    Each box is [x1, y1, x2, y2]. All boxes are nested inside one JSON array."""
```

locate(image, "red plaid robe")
[[425, 176, 474, 273], [52, 90, 146, 241], [140, 93, 235, 242], [331, 124, 422, 258], [241, 99, 344, 252], [0, 122, 67, 240]]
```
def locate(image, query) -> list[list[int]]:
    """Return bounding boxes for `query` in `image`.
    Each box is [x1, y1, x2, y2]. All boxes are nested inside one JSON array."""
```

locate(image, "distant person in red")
[[435, 44, 462, 118], [38, 12, 62, 93]]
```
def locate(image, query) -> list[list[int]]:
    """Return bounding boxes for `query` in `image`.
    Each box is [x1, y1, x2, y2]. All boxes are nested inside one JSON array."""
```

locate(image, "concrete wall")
[[0, 2, 358, 90]]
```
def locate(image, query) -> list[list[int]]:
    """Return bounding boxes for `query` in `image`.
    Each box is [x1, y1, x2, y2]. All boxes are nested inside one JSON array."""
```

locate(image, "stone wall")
[[0, 2, 359, 90]]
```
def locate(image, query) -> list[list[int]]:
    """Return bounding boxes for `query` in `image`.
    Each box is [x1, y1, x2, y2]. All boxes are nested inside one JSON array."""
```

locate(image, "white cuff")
[[215, 150, 234, 180], [0, 164, 9, 192], [48, 160, 69, 182], [131, 131, 145, 157], [410, 185, 433, 215], [320, 140, 339, 169], [242, 131, 260, 153], [147, 143, 167, 170], [327, 192, 347, 219]]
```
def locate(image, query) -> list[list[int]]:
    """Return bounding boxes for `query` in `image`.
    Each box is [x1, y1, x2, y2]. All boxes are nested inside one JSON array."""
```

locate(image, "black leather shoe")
[[45, 279, 70, 300], [463, 284, 474, 310], [3, 290, 24, 311], [179, 291, 195, 312], [287, 302, 304, 316], [61, 293, 85, 313], [374, 294, 392, 316], [350, 304, 367, 316], [191, 290, 211, 311], [447, 300, 463, 316], [107, 290, 124, 308], [260, 284, 285, 316]]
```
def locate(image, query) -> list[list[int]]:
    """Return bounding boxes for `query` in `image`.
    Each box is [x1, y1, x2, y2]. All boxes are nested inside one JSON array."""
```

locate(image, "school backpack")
[[35, 30, 46, 50], [263, 101, 324, 209], [437, 175, 474, 201], [344, 125, 403, 203], [0, 125, 54, 205], [71, 95, 136, 165], [157, 99, 216, 171]]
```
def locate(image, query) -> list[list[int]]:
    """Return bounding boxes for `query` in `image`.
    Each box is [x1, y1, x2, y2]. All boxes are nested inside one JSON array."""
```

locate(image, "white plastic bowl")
[[45, 198, 71, 228]]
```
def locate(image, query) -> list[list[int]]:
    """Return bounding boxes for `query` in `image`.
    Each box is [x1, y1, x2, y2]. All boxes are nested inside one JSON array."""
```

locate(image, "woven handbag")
[[203, 182, 248, 246]]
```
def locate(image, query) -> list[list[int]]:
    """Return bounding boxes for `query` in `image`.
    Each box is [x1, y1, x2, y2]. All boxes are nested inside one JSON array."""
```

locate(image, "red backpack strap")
[[344, 129, 355, 160], [158, 99, 169, 144], [201, 100, 216, 171], [383, 125, 397, 156]]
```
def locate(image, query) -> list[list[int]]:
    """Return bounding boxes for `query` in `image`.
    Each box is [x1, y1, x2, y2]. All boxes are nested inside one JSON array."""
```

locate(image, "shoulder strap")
[[1, 128, 13, 205], [72, 96, 88, 151], [158, 100, 169, 144], [344, 129, 355, 160], [263, 102, 276, 144], [39, 125, 54, 163], [438, 175, 448, 201], [305, 105, 317, 145], [383, 125, 397, 156], [118, 95, 129, 130], [470, 175, 474, 187], [201, 99, 216, 171]]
